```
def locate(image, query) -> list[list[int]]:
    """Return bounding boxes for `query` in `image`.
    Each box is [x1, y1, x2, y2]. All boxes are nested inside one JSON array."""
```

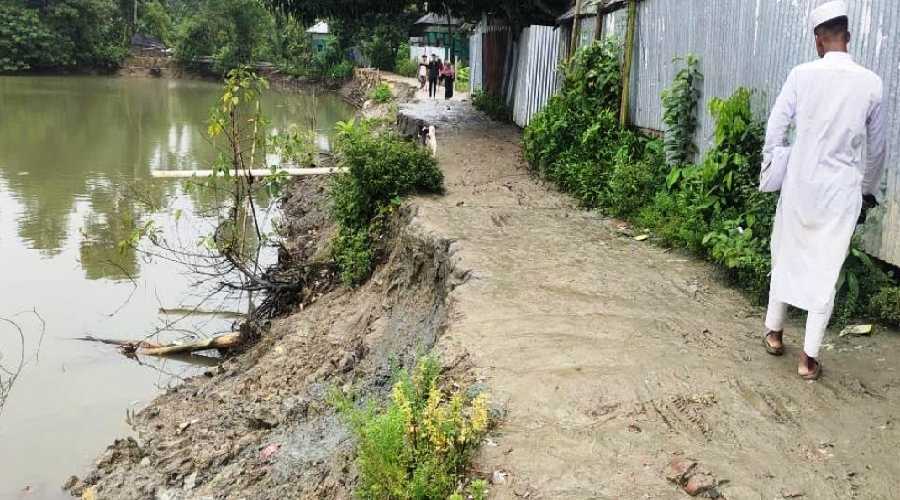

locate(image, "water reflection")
[[0, 75, 353, 499], [0, 76, 348, 280]]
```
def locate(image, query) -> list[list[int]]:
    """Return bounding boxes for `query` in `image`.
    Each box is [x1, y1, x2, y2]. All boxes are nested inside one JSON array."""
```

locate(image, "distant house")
[[409, 13, 469, 63], [130, 33, 167, 58], [410, 13, 464, 47], [307, 21, 330, 54]]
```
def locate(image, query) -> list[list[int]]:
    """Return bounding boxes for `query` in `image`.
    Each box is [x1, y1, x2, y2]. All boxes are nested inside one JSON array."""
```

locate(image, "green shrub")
[[332, 226, 374, 287], [174, 0, 273, 73], [360, 23, 406, 71], [523, 39, 661, 215], [455, 66, 471, 93], [605, 136, 665, 217], [138, 0, 173, 46], [0, 4, 61, 72], [832, 245, 893, 326], [44, 0, 128, 69], [333, 357, 490, 500], [637, 189, 710, 253], [330, 120, 443, 285], [471, 90, 511, 122], [0, 0, 128, 72], [394, 42, 418, 77], [370, 82, 393, 103], [661, 54, 702, 166], [869, 286, 900, 327]]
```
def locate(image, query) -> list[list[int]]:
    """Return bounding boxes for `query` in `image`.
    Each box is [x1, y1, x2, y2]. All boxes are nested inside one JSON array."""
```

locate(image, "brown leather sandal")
[[763, 330, 785, 356], [799, 352, 822, 381]]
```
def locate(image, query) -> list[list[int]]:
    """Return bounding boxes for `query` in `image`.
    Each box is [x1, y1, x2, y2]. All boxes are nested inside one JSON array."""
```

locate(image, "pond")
[[0, 75, 353, 499]]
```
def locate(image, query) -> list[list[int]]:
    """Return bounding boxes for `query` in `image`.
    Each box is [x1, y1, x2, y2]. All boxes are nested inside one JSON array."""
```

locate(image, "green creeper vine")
[[660, 54, 703, 167]]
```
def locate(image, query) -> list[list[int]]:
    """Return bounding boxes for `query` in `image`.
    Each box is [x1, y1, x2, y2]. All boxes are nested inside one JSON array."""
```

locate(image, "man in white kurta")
[[761, 1, 887, 380]]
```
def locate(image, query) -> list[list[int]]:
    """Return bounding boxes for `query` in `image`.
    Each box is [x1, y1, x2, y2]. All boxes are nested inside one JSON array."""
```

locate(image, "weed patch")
[[333, 357, 490, 500], [472, 90, 510, 122], [370, 82, 393, 104], [330, 120, 443, 285]]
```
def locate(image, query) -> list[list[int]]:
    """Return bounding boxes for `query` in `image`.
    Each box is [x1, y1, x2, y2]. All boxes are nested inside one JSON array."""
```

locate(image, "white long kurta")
[[764, 51, 887, 313]]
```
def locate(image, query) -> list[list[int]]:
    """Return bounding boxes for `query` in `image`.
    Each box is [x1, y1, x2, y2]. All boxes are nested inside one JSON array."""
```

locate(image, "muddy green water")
[[0, 76, 352, 499]]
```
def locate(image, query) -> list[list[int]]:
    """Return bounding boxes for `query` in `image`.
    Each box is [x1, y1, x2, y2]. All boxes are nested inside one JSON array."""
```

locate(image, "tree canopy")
[[265, 0, 569, 31]]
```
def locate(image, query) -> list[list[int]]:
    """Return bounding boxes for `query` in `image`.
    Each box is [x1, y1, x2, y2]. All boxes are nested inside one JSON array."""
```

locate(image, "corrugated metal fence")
[[512, 26, 563, 127], [601, 0, 900, 267], [469, 30, 483, 92], [469, 1, 900, 266]]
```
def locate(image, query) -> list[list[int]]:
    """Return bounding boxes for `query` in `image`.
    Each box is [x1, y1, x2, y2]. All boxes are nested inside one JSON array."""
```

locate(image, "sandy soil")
[[408, 104, 900, 499]]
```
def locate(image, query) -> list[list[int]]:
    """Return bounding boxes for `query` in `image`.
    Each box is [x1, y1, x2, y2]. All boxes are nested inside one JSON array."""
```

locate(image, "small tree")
[[660, 55, 702, 167]]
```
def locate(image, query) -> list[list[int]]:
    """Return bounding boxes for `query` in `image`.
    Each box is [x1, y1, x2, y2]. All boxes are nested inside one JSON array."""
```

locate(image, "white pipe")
[[151, 167, 345, 178]]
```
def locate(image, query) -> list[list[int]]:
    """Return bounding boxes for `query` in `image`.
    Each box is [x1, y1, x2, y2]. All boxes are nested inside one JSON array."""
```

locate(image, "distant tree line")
[[1, 0, 569, 75], [0, 0, 129, 72]]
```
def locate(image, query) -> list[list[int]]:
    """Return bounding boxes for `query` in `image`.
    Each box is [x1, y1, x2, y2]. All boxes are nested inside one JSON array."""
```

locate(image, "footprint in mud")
[[731, 378, 799, 426], [490, 213, 510, 228], [640, 392, 718, 441], [680, 328, 728, 350], [836, 375, 884, 399]]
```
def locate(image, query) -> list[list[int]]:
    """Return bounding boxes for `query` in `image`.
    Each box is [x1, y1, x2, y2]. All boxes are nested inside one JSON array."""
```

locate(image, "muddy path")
[[411, 104, 900, 499]]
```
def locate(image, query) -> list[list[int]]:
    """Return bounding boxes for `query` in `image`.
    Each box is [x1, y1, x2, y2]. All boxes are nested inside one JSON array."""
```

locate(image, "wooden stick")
[[158, 307, 244, 318], [76, 332, 243, 356], [620, 0, 638, 128], [150, 167, 345, 178], [139, 332, 242, 356], [570, 0, 584, 57]]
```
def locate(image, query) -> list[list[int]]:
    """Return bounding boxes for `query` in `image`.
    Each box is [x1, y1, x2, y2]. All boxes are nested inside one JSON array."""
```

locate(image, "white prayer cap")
[[810, 1, 849, 31]]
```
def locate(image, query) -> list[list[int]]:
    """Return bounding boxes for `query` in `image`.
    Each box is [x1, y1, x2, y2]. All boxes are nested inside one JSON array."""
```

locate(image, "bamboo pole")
[[570, 0, 585, 57], [594, 11, 604, 41], [619, 0, 637, 128]]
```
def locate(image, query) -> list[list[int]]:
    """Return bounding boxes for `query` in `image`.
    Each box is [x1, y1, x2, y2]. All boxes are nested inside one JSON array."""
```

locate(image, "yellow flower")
[[471, 394, 490, 434]]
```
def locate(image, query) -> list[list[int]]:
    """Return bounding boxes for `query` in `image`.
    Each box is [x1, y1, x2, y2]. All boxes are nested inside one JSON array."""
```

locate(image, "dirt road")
[[408, 100, 900, 499]]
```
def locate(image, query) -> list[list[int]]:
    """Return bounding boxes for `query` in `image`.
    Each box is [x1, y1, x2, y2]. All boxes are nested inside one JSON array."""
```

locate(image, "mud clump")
[[664, 457, 725, 498], [67, 178, 461, 498]]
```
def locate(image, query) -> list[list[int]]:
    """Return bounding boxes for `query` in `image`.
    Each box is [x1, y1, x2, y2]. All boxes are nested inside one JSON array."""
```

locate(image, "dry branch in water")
[[76, 332, 242, 358], [0, 318, 25, 414]]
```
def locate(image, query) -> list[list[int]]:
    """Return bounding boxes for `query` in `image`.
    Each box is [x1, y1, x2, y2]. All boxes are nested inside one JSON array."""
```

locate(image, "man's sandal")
[[763, 330, 785, 356], [799, 353, 822, 381]]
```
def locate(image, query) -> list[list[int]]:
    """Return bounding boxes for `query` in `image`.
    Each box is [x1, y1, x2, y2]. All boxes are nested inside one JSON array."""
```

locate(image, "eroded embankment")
[[67, 171, 474, 498]]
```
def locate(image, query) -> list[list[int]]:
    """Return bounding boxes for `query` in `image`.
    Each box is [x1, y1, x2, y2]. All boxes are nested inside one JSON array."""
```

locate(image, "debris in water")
[[782, 489, 805, 498], [634, 234, 650, 241], [491, 469, 508, 485]]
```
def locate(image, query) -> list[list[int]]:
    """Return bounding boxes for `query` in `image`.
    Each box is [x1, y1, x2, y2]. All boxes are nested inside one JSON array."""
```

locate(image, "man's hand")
[[858, 194, 879, 224]]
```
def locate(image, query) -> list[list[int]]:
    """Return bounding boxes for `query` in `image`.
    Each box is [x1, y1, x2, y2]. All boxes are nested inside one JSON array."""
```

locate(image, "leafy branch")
[[661, 54, 702, 168]]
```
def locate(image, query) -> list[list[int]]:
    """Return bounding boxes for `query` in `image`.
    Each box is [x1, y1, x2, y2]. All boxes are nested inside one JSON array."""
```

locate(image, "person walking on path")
[[761, 0, 886, 380], [427, 54, 441, 98], [417, 55, 428, 91], [441, 62, 456, 100]]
